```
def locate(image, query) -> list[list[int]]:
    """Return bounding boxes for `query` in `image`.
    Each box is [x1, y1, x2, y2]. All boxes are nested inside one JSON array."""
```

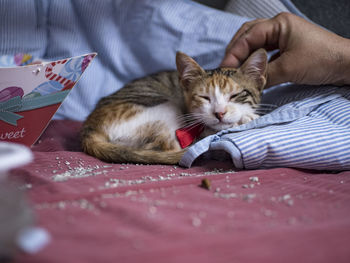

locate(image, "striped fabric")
[[180, 86, 350, 170], [225, 0, 290, 19], [0, 0, 300, 121]]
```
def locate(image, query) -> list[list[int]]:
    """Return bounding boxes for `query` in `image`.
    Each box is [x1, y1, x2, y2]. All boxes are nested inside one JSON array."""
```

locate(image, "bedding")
[[9, 120, 350, 263]]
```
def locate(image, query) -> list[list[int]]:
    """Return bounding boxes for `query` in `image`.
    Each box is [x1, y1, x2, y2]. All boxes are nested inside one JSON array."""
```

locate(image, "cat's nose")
[[214, 111, 226, 121]]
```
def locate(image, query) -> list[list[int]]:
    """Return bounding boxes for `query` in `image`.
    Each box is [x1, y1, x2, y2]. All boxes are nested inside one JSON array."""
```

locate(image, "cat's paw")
[[239, 113, 259, 125]]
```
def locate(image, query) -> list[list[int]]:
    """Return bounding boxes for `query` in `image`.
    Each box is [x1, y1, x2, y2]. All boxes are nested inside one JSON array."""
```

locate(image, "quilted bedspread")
[[10, 120, 350, 263]]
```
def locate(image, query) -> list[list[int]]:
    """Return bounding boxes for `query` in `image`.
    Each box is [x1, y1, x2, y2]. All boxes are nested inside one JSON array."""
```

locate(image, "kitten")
[[81, 49, 267, 164]]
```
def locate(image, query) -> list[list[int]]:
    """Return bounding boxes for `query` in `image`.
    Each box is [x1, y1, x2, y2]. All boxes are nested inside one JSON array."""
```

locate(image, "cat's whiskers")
[[253, 103, 278, 115], [177, 113, 204, 120], [176, 112, 205, 121], [176, 116, 199, 126], [179, 119, 205, 129], [254, 103, 278, 109], [176, 112, 207, 129], [183, 120, 206, 130], [254, 109, 275, 116]]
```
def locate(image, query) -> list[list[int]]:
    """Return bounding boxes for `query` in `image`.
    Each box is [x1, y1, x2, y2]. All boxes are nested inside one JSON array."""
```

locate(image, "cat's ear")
[[176, 52, 205, 89], [239, 48, 268, 89]]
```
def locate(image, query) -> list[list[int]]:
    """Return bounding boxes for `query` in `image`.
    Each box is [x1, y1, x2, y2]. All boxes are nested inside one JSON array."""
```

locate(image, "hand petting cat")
[[221, 12, 350, 88]]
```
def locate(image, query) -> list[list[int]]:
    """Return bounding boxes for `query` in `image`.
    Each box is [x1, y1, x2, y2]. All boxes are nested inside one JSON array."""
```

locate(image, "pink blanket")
[[11, 120, 350, 263]]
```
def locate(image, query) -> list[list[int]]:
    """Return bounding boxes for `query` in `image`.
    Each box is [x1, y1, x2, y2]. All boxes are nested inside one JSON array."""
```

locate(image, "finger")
[[222, 19, 281, 68], [226, 18, 267, 52]]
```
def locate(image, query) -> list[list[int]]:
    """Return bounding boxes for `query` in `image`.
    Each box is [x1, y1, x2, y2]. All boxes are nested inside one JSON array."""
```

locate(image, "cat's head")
[[176, 49, 268, 131]]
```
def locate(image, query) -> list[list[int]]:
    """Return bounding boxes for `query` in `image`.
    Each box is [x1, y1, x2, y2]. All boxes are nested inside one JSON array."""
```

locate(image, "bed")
[[2, 0, 350, 262], [9, 119, 350, 263]]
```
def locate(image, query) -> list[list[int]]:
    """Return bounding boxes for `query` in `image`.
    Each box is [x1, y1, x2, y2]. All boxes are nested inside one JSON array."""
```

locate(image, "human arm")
[[221, 12, 350, 87]]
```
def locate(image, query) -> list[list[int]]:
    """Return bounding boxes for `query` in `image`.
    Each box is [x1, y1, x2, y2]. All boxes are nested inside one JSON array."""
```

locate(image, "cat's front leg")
[[239, 113, 259, 125]]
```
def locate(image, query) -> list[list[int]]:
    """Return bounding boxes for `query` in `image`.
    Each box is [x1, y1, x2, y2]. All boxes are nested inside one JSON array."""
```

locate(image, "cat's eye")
[[230, 94, 239, 100], [240, 90, 248, 96], [199, 96, 211, 102], [230, 90, 249, 101]]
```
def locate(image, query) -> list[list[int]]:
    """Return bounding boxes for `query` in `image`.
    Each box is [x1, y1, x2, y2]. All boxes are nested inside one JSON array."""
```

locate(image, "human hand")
[[221, 12, 350, 87]]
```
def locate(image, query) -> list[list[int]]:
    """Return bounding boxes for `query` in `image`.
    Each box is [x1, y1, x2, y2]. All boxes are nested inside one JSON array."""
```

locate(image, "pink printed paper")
[[0, 53, 96, 146]]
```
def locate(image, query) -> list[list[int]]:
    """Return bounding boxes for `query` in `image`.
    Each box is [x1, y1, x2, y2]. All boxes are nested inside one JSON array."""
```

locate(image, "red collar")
[[176, 124, 205, 149]]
